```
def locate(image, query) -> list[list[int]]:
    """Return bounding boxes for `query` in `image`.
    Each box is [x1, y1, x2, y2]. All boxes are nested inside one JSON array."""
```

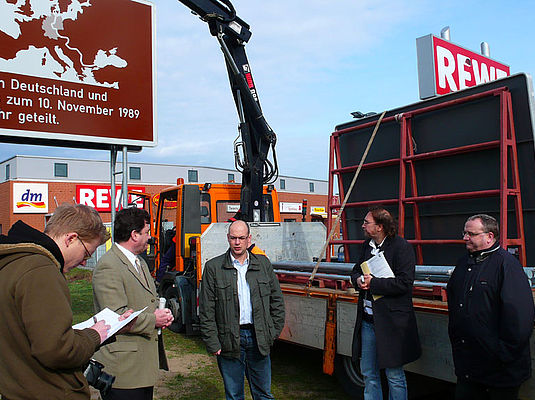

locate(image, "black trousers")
[[455, 379, 520, 400], [102, 386, 154, 400]]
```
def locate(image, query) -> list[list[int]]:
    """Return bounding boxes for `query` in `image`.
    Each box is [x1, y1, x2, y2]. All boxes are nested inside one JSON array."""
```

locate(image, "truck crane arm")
[[178, 0, 278, 222]]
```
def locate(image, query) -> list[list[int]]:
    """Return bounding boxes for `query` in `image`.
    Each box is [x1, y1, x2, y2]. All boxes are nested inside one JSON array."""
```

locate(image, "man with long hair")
[[351, 206, 421, 400]]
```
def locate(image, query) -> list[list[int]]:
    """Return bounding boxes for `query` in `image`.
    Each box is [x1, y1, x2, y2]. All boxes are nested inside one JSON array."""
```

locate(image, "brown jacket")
[[0, 222, 101, 400], [92, 244, 161, 389]]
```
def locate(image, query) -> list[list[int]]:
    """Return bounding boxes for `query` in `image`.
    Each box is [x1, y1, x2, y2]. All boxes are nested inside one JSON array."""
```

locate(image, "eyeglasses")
[[78, 237, 92, 260], [462, 231, 488, 238], [363, 220, 375, 225], [228, 235, 248, 242]]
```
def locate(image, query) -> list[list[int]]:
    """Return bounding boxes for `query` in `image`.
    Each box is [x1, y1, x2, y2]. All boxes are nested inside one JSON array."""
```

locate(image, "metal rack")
[[326, 86, 526, 266]]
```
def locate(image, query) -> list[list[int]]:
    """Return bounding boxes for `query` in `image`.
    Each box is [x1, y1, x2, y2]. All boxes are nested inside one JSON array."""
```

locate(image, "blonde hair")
[[44, 203, 110, 245]]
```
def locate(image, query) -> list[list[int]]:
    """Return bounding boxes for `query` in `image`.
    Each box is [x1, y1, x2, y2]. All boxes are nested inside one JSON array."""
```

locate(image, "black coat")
[[447, 243, 534, 387], [351, 235, 421, 369]]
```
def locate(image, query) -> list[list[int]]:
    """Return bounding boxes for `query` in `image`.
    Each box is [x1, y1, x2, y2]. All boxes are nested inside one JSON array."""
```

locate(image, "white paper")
[[363, 299, 373, 315], [364, 252, 394, 278], [73, 307, 147, 338]]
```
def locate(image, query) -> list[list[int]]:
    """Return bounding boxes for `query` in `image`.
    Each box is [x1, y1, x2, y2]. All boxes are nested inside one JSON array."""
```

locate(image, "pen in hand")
[[90, 316, 110, 343]]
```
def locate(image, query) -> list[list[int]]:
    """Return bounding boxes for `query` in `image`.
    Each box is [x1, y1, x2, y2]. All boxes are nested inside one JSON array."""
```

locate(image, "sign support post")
[[122, 146, 129, 210], [109, 146, 130, 241], [110, 147, 117, 242]]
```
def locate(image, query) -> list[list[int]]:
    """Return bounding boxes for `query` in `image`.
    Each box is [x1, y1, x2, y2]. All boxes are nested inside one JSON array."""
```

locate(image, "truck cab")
[[150, 180, 281, 333]]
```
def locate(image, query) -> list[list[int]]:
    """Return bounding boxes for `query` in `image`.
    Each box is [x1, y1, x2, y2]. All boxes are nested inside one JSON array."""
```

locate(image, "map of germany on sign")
[[0, 0, 156, 147]]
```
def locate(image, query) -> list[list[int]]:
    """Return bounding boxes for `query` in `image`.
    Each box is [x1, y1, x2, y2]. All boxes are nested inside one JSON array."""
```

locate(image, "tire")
[[164, 285, 185, 333], [334, 355, 365, 399]]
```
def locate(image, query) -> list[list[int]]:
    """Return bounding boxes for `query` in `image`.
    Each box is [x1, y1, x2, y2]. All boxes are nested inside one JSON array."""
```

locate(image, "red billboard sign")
[[0, 0, 156, 148], [77, 185, 145, 212], [416, 34, 510, 99]]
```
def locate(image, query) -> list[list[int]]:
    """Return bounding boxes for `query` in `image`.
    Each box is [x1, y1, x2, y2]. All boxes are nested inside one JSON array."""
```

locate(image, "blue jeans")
[[217, 328, 274, 400], [361, 320, 408, 400]]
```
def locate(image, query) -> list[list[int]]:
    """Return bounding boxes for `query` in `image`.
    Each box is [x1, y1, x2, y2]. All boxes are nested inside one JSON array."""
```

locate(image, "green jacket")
[[199, 250, 285, 358]]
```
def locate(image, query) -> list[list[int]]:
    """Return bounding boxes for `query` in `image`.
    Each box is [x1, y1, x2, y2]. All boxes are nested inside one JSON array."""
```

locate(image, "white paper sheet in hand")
[[73, 307, 147, 338], [364, 252, 394, 278], [359, 252, 394, 301]]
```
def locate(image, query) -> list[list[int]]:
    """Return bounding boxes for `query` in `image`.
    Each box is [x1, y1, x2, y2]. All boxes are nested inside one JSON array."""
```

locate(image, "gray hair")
[[467, 214, 499, 240]]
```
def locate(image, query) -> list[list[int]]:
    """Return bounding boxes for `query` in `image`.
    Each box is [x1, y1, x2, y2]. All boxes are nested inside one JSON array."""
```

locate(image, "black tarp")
[[334, 73, 535, 266]]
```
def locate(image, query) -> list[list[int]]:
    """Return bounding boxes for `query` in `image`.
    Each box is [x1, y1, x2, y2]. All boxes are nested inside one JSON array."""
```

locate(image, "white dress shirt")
[[230, 253, 253, 325], [116, 243, 140, 272], [369, 236, 387, 256]]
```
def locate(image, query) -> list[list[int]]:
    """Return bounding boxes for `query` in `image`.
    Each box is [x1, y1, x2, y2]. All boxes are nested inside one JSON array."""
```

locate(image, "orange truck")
[[133, 180, 326, 336]]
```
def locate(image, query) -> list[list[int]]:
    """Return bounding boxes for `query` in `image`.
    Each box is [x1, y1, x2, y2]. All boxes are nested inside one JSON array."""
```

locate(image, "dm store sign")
[[13, 183, 48, 214]]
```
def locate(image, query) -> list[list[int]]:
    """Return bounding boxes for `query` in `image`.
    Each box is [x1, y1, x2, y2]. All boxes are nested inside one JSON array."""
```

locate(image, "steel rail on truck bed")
[[274, 260, 535, 290]]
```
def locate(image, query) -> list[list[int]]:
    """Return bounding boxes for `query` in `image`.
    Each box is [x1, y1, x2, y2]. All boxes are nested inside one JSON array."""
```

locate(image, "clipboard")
[[360, 252, 394, 300]]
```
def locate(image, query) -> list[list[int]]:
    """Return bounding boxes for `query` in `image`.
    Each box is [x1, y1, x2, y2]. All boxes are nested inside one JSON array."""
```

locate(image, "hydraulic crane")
[[178, 0, 278, 222]]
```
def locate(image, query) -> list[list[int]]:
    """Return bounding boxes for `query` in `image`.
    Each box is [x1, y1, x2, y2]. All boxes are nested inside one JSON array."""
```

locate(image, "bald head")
[[227, 220, 251, 261], [228, 219, 250, 235]]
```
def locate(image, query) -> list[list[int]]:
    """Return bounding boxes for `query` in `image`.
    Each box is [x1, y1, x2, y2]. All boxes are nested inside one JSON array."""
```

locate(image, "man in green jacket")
[[0, 204, 111, 400], [199, 220, 285, 400]]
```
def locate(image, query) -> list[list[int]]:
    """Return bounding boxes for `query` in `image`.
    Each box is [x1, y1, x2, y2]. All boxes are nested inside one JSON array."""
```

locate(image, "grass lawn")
[[68, 268, 95, 324], [67, 268, 352, 400]]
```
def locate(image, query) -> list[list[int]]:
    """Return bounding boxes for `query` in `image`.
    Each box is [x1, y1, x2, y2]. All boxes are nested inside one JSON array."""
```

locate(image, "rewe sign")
[[416, 34, 510, 99], [76, 185, 145, 212]]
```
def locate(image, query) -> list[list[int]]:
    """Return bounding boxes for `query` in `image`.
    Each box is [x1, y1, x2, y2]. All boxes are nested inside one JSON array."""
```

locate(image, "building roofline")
[[0, 155, 17, 164], [1, 155, 327, 183]]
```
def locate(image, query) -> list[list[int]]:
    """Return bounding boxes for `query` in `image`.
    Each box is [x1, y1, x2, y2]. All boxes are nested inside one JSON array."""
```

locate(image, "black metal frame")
[[178, 0, 278, 222]]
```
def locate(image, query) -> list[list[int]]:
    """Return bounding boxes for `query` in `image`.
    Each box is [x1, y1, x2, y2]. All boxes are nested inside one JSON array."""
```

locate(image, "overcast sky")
[[2, 0, 534, 181]]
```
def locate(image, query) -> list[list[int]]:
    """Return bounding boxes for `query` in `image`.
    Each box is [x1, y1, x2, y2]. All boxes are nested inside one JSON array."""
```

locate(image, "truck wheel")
[[334, 355, 364, 399], [164, 285, 185, 333]]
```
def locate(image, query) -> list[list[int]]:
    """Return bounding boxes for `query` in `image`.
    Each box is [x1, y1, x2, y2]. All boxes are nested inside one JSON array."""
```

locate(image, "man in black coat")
[[447, 214, 534, 400], [351, 206, 421, 400]]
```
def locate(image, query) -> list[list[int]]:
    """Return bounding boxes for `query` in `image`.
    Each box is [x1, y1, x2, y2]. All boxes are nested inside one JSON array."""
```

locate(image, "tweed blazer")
[[92, 244, 160, 389]]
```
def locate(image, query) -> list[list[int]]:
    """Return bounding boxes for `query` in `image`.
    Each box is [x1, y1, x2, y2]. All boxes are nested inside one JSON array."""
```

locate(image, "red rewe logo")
[[76, 185, 145, 212], [416, 34, 510, 99], [433, 36, 509, 95]]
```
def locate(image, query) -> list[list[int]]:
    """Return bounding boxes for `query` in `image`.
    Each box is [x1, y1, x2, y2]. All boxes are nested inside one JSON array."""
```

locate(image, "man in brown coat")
[[92, 207, 174, 400], [0, 204, 111, 400]]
